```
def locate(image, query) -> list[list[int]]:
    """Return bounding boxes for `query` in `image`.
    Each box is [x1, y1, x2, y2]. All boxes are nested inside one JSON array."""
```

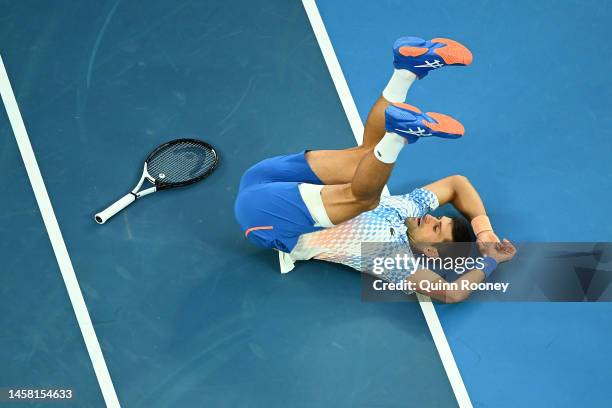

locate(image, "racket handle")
[[95, 193, 136, 224]]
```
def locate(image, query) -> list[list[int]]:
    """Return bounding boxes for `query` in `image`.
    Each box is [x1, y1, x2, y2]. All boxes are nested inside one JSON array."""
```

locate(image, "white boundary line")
[[0, 56, 121, 408], [300, 2, 473, 407]]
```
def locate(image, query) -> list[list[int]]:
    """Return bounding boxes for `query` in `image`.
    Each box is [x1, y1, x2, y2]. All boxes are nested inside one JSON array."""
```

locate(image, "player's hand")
[[476, 230, 500, 244], [477, 239, 517, 263]]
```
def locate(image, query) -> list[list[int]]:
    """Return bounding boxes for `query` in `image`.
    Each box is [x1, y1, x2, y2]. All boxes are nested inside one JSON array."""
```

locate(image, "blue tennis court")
[[1, 1, 611, 407]]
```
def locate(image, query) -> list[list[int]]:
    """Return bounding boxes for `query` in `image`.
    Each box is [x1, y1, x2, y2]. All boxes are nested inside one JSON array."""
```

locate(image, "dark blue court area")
[[1, 1, 611, 407], [1, 1, 453, 407]]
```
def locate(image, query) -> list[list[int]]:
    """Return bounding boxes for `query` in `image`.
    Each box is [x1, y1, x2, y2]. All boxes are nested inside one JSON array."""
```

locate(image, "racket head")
[[144, 138, 219, 189]]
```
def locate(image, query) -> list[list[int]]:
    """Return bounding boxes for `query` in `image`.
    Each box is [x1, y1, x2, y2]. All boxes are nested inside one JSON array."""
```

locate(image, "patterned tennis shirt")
[[288, 188, 439, 283]]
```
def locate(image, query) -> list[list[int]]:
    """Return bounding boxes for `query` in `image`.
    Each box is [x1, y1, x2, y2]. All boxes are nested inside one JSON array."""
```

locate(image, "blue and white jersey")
[[290, 188, 439, 282]]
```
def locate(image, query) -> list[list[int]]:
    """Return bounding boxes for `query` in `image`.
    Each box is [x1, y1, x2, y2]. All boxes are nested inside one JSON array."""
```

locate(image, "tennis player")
[[235, 36, 516, 303]]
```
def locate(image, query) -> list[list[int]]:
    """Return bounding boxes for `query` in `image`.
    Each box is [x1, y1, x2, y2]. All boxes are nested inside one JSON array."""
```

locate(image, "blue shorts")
[[234, 151, 324, 253]]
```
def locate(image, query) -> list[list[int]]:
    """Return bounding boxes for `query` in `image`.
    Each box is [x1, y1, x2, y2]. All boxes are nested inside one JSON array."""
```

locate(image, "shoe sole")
[[398, 45, 428, 57], [424, 112, 465, 137], [431, 38, 473, 65], [393, 103, 464, 137], [398, 38, 473, 66]]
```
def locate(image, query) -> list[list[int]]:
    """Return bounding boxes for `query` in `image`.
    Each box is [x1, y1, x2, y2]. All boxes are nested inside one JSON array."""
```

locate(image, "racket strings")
[[146, 141, 217, 184]]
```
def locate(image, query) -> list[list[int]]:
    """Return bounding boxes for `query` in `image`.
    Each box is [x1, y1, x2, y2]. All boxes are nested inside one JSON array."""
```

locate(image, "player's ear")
[[421, 245, 439, 258]]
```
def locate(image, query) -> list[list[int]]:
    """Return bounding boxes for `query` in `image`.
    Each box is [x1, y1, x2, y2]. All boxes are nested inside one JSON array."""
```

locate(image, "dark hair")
[[436, 216, 475, 259], [450, 216, 474, 243], [407, 216, 475, 259]]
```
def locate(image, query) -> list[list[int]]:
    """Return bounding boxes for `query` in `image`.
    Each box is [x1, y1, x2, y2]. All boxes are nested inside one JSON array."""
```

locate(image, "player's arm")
[[423, 175, 499, 242], [423, 174, 484, 218], [407, 267, 485, 303], [407, 240, 517, 303]]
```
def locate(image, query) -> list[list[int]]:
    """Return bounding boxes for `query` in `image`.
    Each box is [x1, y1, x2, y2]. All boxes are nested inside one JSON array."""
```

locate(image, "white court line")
[[300, 2, 473, 407], [0, 56, 121, 408]]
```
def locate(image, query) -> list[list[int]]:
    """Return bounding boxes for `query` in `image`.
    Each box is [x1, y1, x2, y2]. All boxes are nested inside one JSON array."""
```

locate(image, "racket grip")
[[95, 193, 136, 224]]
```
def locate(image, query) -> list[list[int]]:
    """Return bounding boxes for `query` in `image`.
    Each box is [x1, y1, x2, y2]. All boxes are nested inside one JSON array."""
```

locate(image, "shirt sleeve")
[[385, 188, 439, 219], [410, 188, 439, 215]]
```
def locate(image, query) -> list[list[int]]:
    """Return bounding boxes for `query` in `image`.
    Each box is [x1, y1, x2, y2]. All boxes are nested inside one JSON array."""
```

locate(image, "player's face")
[[406, 214, 454, 243]]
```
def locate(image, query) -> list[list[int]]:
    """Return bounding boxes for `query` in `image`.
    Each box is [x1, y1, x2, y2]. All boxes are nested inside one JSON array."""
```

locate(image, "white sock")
[[382, 69, 417, 103], [374, 132, 407, 164]]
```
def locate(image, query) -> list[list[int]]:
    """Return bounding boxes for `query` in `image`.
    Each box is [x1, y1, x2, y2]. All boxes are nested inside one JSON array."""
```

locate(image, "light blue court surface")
[[318, 0, 612, 406], [1, 1, 611, 407]]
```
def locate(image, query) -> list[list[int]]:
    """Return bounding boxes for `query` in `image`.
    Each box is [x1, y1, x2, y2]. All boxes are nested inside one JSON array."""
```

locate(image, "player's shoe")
[[385, 102, 464, 143], [392, 36, 473, 79]]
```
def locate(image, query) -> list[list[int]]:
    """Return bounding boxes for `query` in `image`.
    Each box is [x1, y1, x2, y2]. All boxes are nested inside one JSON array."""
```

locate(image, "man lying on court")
[[235, 36, 516, 303]]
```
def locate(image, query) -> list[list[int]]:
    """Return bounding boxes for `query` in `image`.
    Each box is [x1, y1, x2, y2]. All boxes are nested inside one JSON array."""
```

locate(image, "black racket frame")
[[145, 138, 220, 190]]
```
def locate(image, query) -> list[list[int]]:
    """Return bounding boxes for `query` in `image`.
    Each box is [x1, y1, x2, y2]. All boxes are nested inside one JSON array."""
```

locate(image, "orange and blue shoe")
[[393, 36, 473, 79], [385, 102, 464, 143]]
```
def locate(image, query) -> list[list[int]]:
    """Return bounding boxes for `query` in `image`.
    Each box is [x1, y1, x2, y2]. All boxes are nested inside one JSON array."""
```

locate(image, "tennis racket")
[[95, 138, 219, 224]]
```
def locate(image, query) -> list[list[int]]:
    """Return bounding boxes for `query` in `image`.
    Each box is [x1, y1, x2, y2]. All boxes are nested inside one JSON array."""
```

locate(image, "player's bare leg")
[[305, 72, 416, 185], [319, 148, 395, 224], [305, 77, 463, 225], [318, 102, 464, 225], [302, 37, 471, 225]]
